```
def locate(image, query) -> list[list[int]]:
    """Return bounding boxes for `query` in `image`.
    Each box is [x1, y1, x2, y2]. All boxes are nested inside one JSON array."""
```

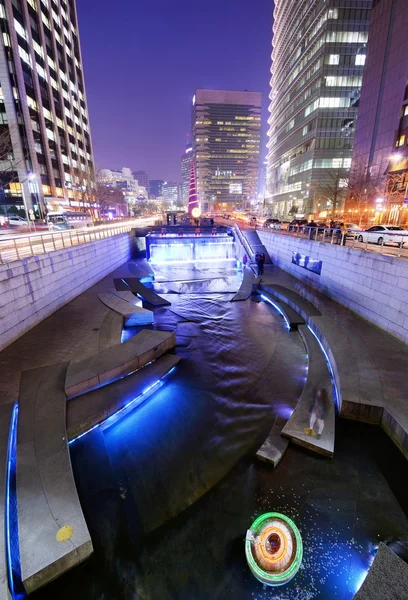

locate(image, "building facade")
[[161, 181, 179, 204], [98, 167, 147, 209], [149, 179, 164, 199], [192, 89, 261, 213], [180, 143, 192, 204], [351, 0, 408, 223], [0, 0, 95, 218], [267, 0, 372, 220], [133, 170, 149, 190]]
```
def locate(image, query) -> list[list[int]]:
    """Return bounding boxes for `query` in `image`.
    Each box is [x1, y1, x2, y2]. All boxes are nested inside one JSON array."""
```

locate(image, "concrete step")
[[231, 267, 255, 302], [258, 289, 305, 330], [65, 329, 176, 399], [114, 277, 171, 307], [17, 364, 93, 594], [98, 292, 153, 327], [67, 354, 180, 442], [353, 543, 408, 599], [256, 417, 289, 467], [281, 325, 335, 458]]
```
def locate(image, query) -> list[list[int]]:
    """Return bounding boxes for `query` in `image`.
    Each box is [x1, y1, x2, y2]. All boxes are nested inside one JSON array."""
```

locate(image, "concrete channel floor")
[[16, 258, 407, 600]]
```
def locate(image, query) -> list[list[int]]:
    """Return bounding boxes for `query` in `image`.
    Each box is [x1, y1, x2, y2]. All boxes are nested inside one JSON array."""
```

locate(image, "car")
[[288, 218, 308, 232], [356, 225, 408, 246], [264, 218, 281, 229], [344, 223, 361, 238], [8, 215, 29, 227]]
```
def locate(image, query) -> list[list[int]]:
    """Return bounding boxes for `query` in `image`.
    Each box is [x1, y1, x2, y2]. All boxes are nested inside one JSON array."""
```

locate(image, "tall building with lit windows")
[[180, 143, 192, 204], [0, 0, 94, 218], [267, 0, 372, 219], [192, 89, 261, 213]]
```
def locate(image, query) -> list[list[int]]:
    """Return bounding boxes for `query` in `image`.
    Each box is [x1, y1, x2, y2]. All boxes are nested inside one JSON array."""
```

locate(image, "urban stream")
[[34, 261, 408, 600]]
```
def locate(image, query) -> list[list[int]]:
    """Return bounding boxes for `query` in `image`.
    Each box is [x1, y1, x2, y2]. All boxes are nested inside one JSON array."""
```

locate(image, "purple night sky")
[[77, 0, 273, 182]]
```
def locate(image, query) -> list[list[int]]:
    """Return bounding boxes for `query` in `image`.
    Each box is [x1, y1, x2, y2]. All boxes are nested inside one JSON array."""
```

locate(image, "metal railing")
[[0, 223, 133, 264], [258, 224, 408, 259]]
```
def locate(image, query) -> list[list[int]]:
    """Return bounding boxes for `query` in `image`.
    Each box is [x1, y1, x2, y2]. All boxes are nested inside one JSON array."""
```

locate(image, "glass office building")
[[192, 89, 261, 213], [267, 0, 372, 219], [0, 0, 95, 217]]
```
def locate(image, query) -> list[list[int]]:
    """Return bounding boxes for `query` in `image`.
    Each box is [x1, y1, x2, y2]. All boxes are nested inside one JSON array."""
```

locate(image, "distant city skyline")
[[77, 0, 272, 182]]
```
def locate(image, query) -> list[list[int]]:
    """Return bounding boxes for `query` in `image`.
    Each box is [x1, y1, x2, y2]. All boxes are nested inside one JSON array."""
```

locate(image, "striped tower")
[[188, 161, 199, 215]]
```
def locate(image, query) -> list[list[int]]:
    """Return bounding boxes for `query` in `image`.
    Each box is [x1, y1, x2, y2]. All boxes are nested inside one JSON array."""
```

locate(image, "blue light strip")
[[69, 365, 177, 445], [5, 403, 23, 599], [260, 294, 291, 330], [307, 325, 340, 412], [149, 258, 237, 265]]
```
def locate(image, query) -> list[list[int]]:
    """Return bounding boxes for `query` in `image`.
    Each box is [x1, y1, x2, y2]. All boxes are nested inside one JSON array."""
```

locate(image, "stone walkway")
[[0, 261, 149, 404]]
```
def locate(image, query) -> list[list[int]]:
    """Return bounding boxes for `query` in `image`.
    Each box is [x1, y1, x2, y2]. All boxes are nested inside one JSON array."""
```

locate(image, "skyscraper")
[[267, 1, 372, 219], [0, 0, 95, 218], [133, 170, 149, 191], [181, 143, 192, 204], [192, 89, 261, 213], [352, 0, 408, 206], [149, 179, 164, 199], [161, 181, 179, 204]]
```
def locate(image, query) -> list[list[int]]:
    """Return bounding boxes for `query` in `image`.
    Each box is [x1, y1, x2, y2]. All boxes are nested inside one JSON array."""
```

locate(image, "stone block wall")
[[0, 233, 134, 351], [258, 230, 408, 345]]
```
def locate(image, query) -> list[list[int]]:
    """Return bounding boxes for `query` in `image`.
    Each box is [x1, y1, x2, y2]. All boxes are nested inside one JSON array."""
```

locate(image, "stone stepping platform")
[[65, 329, 176, 399], [259, 283, 321, 317], [256, 416, 289, 467], [114, 277, 171, 307], [67, 354, 180, 441], [282, 325, 335, 458], [231, 267, 255, 302], [353, 543, 408, 599], [258, 289, 305, 330], [98, 292, 153, 326], [0, 404, 14, 600], [98, 311, 123, 350], [17, 364, 93, 594]]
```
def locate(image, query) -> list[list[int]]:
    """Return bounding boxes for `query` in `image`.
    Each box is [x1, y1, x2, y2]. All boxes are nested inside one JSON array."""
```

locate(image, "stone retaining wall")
[[0, 233, 134, 351], [258, 230, 408, 345]]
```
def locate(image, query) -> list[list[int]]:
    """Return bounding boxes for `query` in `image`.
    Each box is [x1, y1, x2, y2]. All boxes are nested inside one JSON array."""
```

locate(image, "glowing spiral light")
[[245, 512, 303, 586]]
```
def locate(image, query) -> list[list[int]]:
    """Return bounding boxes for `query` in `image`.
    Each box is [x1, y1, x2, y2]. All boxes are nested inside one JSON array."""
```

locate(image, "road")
[[217, 218, 408, 260]]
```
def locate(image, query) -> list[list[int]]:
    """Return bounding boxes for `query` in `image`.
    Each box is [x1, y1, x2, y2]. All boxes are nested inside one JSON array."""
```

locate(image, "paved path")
[[0, 260, 159, 403]]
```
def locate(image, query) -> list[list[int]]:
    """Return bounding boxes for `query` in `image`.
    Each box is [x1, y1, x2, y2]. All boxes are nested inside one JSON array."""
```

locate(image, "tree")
[[315, 167, 348, 218], [344, 159, 381, 225], [96, 183, 127, 218]]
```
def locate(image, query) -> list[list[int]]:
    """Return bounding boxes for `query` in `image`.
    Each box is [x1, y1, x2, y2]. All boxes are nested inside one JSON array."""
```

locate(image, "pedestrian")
[[305, 387, 329, 439], [242, 254, 248, 268], [308, 220, 317, 240], [210, 217, 214, 227], [255, 252, 261, 277], [259, 253, 265, 276]]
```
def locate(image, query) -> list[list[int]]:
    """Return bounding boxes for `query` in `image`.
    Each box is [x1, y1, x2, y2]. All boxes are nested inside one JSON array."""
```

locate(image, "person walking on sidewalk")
[[242, 254, 248, 268]]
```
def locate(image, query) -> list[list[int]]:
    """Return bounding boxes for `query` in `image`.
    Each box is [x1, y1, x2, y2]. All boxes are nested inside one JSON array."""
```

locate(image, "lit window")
[[327, 54, 339, 65], [356, 55, 366, 66]]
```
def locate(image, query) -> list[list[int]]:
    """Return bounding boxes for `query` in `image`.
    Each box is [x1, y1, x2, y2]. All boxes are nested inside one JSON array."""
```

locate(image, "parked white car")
[[7, 215, 29, 227], [356, 225, 408, 246]]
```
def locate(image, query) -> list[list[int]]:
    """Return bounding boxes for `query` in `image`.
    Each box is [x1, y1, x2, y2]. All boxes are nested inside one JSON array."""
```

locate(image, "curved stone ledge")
[[98, 292, 154, 326], [114, 277, 171, 307], [67, 354, 180, 442], [65, 329, 176, 399], [281, 325, 335, 458], [17, 364, 93, 594], [259, 283, 408, 459], [98, 311, 124, 350], [231, 267, 255, 302]]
